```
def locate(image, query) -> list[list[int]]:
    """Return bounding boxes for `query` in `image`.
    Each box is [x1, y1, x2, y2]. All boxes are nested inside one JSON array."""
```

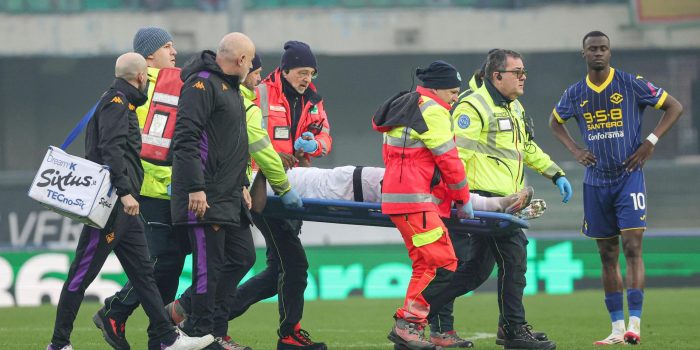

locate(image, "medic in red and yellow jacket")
[[255, 68, 332, 159], [373, 60, 472, 331], [373, 86, 470, 217]]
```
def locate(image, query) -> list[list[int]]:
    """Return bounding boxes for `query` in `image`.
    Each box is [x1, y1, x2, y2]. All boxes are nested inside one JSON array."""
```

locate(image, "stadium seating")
[[0, 0, 629, 13]]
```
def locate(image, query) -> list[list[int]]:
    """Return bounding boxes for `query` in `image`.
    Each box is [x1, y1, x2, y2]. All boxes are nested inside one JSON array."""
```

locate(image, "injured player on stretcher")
[[250, 166, 546, 219]]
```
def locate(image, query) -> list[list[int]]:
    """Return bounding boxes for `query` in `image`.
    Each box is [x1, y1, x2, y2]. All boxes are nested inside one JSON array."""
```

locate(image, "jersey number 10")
[[630, 192, 646, 210]]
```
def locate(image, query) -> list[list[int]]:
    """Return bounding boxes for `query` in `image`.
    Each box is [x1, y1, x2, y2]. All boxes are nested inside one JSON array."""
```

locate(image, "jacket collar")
[[112, 78, 148, 108], [240, 84, 256, 102], [416, 86, 451, 110], [484, 78, 512, 108]]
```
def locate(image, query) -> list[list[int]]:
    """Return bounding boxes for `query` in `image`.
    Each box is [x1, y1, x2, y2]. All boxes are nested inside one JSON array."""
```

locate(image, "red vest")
[[140, 67, 183, 165], [255, 68, 332, 159]]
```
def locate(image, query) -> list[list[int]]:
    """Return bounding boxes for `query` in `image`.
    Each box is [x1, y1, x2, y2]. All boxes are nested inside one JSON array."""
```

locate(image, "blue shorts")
[[582, 171, 647, 239]]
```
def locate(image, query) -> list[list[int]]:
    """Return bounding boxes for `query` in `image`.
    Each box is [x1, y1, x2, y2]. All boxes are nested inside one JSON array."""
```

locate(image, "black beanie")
[[416, 60, 462, 89], [250, 53, 262, 73], [281, 41, 317, 72]]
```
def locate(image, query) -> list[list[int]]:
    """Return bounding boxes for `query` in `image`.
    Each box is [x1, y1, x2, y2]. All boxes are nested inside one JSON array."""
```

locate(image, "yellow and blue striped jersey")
[[553, 67, 667, 186]]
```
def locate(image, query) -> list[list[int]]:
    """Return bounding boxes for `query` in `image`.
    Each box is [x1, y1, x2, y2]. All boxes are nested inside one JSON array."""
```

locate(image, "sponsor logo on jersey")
[[610, 93, 623, 104]]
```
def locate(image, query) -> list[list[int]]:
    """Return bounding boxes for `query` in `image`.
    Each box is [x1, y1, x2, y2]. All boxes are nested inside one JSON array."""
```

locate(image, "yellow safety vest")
[[453, 83, 563, 196], [241, 85, 291, 195]]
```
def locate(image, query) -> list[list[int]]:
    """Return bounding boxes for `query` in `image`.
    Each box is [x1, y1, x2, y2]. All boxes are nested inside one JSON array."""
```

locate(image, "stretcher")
[[262, 196, 529, 236]]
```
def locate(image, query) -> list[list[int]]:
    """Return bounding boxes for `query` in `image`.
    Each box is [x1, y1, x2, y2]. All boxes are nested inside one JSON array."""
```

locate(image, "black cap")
[[416, 60, 462, 89], [281, 41, 317, 72], [250, 53, 262, 73]]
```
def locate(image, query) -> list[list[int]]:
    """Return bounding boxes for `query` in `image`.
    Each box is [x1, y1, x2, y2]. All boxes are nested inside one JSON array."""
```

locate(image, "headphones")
[[496, 73, 503, 81]]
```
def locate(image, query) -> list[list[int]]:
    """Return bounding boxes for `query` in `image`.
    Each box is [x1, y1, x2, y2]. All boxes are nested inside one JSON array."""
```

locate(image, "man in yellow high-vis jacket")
[[93, 27, 190, 350], [427, 50, 572, 350], [241, 54, 302, 205]]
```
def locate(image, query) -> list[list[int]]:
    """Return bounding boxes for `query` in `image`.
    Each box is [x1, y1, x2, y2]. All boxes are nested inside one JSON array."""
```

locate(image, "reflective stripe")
[[258, 84, 269, 129], [321, 127, 330, 134], [470, 93, 494, 116], [419, 99, 438, 113], [319, 139, 329, 156], [542, 163, 561, 177], [455, 135, 519, 160], [152, 92, 179, 106], [411, 226, 444, 247], [384, 133, 426, 148], [430, 139, 456, 156], [447, 178, 468, 190], [271, 179, 291, 194], [454, 135, 479, 151], [382, 193, 441, 205], [248, 136, 271, 153]]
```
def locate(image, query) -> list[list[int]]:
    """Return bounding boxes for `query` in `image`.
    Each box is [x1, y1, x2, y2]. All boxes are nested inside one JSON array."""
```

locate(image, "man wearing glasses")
[[424, 49, 570, 350], [226, 41, 330, 350]]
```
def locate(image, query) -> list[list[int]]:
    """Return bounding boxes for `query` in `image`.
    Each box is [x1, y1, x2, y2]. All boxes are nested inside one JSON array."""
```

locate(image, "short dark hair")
[[485, 49, 522, 81], [582, 31, 610, 48]]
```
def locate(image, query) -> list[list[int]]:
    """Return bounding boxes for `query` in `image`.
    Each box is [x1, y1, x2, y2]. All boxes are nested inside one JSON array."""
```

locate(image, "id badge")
[[497, 118, 513, 131], [274, 126, 291, 140]]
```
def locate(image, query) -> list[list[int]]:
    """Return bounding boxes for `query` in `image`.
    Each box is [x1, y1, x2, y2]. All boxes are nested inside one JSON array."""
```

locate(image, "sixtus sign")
[[28, 146, 117, 229]]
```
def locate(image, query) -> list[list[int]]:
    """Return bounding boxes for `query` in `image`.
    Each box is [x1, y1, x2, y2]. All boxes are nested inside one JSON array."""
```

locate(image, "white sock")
[[628, 316, 641, 334], [470, 194, 502, 212], [612, 320, 626, 334]]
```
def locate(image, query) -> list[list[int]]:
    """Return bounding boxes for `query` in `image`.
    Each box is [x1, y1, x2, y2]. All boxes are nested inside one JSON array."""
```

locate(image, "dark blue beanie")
[[416, 60, 462, 89], [133, 26, 173, 58], [250, 53, 262, 73], [281, 41, 317, 72]]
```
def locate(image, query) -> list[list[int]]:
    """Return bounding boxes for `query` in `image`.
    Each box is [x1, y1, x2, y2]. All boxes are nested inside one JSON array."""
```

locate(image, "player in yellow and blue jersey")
[[549, 31, 683, 346]]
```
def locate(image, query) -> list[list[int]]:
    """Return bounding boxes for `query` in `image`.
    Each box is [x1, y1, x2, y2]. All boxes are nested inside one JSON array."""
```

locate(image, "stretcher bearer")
[[231, 41, 329, 350], [372, 60, 473, 350], [241, 54, 302, 207], [428, 49, 567, 350]]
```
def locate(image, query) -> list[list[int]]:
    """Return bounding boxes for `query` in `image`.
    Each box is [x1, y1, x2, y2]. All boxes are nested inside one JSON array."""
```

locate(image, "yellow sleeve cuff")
[[654, 91, 668, 109], [552, 109, 565, 124]]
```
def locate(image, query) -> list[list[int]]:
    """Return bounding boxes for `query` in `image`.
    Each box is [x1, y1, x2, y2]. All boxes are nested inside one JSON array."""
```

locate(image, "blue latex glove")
[[456, 198, 474, 219], [294, 131, 319, 153], [167, 183, 172, 196], [555, 176, 573, 203], [280, 188, 303, 209]]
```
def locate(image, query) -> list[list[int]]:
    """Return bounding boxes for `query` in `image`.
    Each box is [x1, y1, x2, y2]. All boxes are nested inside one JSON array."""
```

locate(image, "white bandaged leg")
[[260, 166, 523, 213]]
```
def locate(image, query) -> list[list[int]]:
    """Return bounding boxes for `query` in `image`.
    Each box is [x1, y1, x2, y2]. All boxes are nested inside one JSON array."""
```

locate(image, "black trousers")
[[103, 197, 186, 320], [227, 214, 309, 337], [427, 229, 529, 332], [179, 223, 256, 338], [50, 207, 176, 348]]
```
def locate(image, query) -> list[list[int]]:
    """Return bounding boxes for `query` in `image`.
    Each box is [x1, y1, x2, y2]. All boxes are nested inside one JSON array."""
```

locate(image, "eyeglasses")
[[499, 69, 527, 79], [295, 70, 318, 80]]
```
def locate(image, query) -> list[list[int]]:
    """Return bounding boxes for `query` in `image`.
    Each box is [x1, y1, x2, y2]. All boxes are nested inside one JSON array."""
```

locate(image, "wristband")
[[646, 133, 658, 146]]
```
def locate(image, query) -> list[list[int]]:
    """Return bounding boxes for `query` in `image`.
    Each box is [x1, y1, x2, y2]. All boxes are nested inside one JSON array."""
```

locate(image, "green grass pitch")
[[1, 288, 697, 349]]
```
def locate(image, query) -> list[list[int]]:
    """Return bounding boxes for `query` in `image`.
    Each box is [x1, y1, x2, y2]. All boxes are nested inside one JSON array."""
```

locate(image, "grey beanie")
[[133, 26, 173, 58]]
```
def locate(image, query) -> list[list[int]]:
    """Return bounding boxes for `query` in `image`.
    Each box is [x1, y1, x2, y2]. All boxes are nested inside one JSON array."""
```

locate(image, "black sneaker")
[[502, 324, 556, 350], [92, 307, 130, 350], [278, 325, 327, 350], [497, 325, 548, 345]]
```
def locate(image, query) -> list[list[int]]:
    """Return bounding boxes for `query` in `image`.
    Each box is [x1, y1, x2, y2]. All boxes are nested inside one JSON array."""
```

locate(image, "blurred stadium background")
[[1, 0, 699, 347]]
